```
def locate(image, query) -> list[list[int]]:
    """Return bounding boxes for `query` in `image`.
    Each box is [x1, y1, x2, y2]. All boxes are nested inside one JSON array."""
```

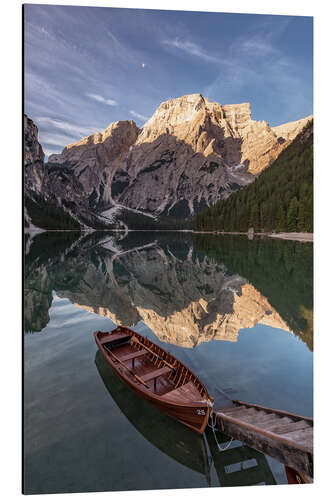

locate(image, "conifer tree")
[[287, 197, 299, 232]]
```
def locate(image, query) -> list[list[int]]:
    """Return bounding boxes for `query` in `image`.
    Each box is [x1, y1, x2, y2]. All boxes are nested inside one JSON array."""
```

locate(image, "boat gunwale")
[[94, 328, 213, 409]]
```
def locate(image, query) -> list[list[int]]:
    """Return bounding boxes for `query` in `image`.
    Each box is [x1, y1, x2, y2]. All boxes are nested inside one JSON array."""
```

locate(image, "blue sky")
[[24, 5, 313, 157]]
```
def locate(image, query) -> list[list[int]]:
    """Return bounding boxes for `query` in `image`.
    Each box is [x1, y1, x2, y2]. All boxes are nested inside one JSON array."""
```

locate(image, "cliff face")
[[24, 114, 45, 192], [24, 115, 115, 230], [113, 96, 253, 216], [48, 94, 312, 219], [48, 120, 139, 211]]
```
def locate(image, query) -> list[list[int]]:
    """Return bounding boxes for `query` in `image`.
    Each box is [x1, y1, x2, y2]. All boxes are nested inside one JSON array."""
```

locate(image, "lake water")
[[24, 231, 313, 494]]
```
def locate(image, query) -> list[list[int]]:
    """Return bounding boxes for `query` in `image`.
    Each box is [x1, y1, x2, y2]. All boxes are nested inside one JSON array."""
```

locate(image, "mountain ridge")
[[25, 93, 312, 230]]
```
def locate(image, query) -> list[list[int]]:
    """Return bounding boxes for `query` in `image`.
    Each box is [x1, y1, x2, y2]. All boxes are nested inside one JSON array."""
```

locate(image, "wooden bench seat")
[[119, 349, 146, 362], [100, 332, 131, 345], [118, 349, 146, 368], [141, 366, 172, 388]]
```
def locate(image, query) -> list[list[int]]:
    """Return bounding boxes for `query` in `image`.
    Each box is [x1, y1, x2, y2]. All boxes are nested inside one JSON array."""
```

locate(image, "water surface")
[[24, 231, 313, 493]]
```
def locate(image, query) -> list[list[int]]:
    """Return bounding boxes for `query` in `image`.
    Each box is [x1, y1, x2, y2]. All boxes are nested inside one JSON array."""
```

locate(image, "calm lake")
[[24, 231, 313, 494]]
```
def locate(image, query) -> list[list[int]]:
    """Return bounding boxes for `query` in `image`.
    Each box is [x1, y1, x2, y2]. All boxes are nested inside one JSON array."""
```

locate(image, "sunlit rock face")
[[48, 94, 312, 218], [272, 116, 313, 143], [56, 243, 292, 348]]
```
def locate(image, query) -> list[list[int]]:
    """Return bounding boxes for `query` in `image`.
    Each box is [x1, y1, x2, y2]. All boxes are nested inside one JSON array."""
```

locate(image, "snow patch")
[[101, 203, 157, 220]]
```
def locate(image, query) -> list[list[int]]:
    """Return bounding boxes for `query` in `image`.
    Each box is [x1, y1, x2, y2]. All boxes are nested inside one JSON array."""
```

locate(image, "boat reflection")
[[95, 350, 277, 487], [205, 429, 277, 487], [95, 351, 212, 483]]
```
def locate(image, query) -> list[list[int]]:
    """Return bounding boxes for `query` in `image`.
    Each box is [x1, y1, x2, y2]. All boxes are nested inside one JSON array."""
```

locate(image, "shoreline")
[[24, 227, 313, 242], [267, 232, 313, 242], [192, 230, 313, 242]]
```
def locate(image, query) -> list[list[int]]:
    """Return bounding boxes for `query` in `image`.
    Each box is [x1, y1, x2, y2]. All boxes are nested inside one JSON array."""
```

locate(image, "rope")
[[208, 408, 234, 452]]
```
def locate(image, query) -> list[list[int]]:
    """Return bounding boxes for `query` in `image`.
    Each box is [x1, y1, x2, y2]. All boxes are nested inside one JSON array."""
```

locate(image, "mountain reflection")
[[24, 231, 313, 351]]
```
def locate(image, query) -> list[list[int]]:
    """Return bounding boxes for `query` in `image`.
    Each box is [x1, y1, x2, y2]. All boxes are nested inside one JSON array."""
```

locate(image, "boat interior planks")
[[94, 326, 214, 434]]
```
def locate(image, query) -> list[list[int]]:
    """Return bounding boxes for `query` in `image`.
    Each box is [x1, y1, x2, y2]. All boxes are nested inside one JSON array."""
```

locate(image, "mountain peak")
[[272, 115, 313, 143], [31, 94, 312, 223]]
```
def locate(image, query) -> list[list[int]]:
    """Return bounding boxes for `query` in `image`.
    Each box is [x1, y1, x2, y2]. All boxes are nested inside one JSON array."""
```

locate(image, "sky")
[[24, 4, 313, 157]]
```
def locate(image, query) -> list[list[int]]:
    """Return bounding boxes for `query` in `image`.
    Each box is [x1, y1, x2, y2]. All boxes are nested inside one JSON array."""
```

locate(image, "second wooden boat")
[[94, 326, 214, 434], [213, 399, 313, 478]]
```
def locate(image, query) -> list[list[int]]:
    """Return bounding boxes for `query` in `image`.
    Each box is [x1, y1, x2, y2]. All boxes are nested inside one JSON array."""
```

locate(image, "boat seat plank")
[[101, 332, 131, 345], [242, 410, 275, 420], [265, 419, 312, 435], [165, 382, 205, 402], [118, 349, 146, 362], [244, 414, 282, 426], [280, 428, 313, 444], [141, 366, 172, 383], [253, 416, 291, 428], [222, 407, 257, 419]]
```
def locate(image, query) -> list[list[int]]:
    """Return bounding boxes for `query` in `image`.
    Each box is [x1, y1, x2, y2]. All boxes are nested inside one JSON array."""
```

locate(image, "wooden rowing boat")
[[285, 466, 311, 484], [95, 351, 211, 481], [94, 326, 214, 434], [213, 399, 313, 478]]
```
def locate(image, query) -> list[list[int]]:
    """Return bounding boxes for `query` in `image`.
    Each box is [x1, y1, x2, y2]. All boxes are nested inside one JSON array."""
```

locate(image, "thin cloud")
[[162, 38, 220, 63], [36, 117, 105, 155], [36, 116, 100, 139], [86, 93, 117, 106], [130, 110, 149, 122], [38, 131, 79, 148]]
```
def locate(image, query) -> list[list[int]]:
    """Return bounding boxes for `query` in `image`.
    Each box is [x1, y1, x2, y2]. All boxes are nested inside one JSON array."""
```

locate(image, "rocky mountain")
[[24, 115, 121, 230], [48, 120, 139, 211], [24, 114, 45, 193], [48, 94, 312, 221], [26, 94, 312, 229]]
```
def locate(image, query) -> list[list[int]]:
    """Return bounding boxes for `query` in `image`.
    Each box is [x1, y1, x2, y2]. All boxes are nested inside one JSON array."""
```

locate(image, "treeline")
[[195, 120, 313, 233], [25, 191, 81, 230], [119, 209, 193, 230]]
